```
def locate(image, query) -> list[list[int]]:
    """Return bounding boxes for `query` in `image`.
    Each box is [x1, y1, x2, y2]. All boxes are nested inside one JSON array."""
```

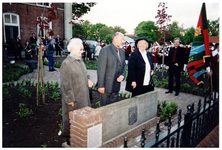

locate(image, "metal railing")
[[123, 93, 219, 148]]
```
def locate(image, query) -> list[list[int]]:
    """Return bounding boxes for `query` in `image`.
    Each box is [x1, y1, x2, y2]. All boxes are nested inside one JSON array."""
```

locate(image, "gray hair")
[[67, 38, 83, 52], [112, 32, 124, 40]]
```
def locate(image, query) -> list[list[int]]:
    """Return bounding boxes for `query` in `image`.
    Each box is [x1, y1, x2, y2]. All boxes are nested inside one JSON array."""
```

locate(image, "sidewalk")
[[18, 66, 204, 115]]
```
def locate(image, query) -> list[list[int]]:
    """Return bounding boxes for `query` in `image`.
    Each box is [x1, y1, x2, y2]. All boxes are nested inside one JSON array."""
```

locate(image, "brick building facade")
[[2, 3, 72, 56]]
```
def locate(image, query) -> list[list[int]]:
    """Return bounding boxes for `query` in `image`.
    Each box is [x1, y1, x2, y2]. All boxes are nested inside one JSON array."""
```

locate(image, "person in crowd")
[[89, 43, 94, 60], [63, 37, 68, 50], [125, 37, 154, 97], [165, 37, 185, 96], [29, 33, 37, 57], [123, 41, 132, 60], [40, 41, 46, 60], [158, 43, 164, 69], [43, 36, 50, 60], [30, 33, 37, 45], [43, 36, 50, 46], [55, 34, 62, 56], [60, 38, 93, 146], [207, 43, 219, 97], [14, 35, 23, 60], [150, 42, 159, 69], [84, 41, 90, 60], [47, 39, 56, 71], [100, 40, 105, 48], [164, 42, 170, 68], [184, 41, 192, 72], [97, 32, 126, 106], [94, 43, 102, 61], [24, 41, 32, 60]]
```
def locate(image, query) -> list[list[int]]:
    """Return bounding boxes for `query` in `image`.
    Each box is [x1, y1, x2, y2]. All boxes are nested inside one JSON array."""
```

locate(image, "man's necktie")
[[117, 49, 121, 63]]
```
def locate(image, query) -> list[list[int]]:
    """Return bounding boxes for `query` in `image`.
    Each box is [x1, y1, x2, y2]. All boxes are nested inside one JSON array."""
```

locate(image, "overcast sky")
[[81, 0, 220, 34]]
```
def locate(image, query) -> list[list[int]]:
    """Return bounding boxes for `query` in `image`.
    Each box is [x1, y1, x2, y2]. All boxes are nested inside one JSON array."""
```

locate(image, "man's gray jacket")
[[97, 43, 126, 93]]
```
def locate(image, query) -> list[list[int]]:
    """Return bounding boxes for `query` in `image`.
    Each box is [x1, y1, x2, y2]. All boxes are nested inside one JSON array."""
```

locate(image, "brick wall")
[[69, 107, 103, 148], [2, 3, 64, 45]]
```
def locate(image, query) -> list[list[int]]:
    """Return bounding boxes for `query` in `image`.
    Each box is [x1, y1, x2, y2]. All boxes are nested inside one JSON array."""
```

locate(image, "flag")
[[187, 3, 210, 85]]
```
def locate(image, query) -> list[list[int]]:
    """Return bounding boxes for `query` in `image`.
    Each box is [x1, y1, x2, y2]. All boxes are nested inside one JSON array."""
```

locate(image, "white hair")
[[67, 38, 83, 52]]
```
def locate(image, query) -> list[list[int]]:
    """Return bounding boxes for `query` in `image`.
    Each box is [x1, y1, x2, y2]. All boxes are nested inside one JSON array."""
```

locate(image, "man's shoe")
[[52, 69, 57, 71], [49, 69, 53, 72], [165, 90, 173, 94], [175, 92, 179, 96]]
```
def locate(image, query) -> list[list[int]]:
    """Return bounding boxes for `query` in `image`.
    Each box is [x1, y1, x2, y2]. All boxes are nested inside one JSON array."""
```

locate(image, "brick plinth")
[[69, 107, 103, 148]]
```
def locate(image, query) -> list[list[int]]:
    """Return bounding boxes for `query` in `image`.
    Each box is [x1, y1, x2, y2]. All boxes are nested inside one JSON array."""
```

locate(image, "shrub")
[[159, 101, 178, 122], [3, 63, 28, 82], [3, 88, 11, 99], [15, 103, 33, 118], [181, 83, 191, 93], [51, 92, 59, 101]]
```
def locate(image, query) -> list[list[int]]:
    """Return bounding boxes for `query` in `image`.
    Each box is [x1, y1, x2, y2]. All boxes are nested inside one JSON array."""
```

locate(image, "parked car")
[[86, 40, 98, 46]]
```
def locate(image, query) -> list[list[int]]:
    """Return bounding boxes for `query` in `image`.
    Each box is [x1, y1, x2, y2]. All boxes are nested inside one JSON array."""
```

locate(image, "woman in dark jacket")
[[126, 37, 154, 97], [24, 41, 32, 60]]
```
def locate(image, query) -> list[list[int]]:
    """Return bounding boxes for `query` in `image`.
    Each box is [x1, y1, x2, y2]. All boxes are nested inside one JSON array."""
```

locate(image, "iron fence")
[[124, 92, 219, 148]]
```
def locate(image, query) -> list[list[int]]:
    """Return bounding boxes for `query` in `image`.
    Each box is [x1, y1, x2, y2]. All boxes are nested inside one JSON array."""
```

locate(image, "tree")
[[72, 2, 96, 18], [81, 20, 93, 39], [99, 26, 114, 41], [113, 25, 126, 34], [91, 23, 106, 41], [183, 27, 195, 45], [72, 23, 85, 40], [155, 2, 172, 77], [71, 3, 96, 38], [134, 21, 160, 42], [208, 18, 219, 36], [155, 2, 172, 43], [167, 21, 183, 43], [105, 34, 113, 44]]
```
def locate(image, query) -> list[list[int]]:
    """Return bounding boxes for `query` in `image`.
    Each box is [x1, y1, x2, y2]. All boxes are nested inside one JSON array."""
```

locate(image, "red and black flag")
[[187, 3, 210, 85]]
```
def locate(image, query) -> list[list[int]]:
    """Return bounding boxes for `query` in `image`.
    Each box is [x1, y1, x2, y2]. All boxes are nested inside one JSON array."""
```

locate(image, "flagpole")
[[209, 62, 213, 100]]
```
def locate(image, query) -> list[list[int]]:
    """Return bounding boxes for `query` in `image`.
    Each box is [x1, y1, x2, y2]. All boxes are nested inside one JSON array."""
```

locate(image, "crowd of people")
[[12, 31, 219, 146], [60, 32, 219, 146]]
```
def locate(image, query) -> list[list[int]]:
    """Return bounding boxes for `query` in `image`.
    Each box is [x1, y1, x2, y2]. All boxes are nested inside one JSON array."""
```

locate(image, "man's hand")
[[174, 63, 179, 66], [98, 87, 105, 94], [88, 80, 93, 88], [209, 70, 213, 77], [131, 82, 137, 89], [117, 75, 124, 82], [166, 66, 169, 70], [67, 102, 74, 107], [151, 70, 154, 76]]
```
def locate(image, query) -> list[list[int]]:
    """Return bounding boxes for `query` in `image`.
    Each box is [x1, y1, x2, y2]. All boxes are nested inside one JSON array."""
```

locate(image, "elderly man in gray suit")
[[97, 32, 126, 106]]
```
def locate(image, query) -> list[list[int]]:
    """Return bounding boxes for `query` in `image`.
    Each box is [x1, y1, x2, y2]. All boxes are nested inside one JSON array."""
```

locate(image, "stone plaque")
[[87, 123, 102, 148], [128, 106, 138, 125]]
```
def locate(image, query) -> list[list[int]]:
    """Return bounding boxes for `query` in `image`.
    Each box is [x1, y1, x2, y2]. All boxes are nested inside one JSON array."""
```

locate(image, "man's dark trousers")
[[168, 64, 180, 93], [100, 92, 119, 106]]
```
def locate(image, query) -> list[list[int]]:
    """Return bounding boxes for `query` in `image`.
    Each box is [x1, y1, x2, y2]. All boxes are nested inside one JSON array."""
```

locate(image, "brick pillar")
[[69, 107, 103, 148]]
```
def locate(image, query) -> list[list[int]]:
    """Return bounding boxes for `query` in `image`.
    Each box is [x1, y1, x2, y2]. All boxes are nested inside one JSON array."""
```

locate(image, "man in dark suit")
[[55, 34, 62, 56], [165, 37, 185, 96], [30, 33, 37, 45], [14, 35, 23, 60], [97, 32, 126, 106]]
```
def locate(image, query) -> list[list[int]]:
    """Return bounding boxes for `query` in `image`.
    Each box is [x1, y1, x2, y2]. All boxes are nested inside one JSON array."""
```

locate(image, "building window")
[[3, 13, 19, 25], [36, 3, 50, 7], [3, 13, 20, 43]]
